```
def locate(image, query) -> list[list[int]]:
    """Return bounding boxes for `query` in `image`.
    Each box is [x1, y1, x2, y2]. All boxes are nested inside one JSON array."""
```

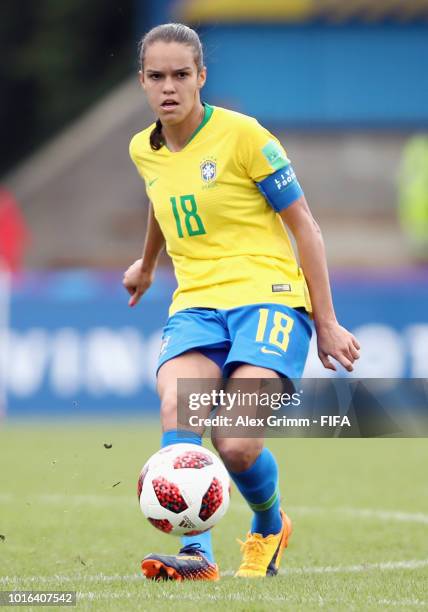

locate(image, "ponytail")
[[150, 119, 164, 151]]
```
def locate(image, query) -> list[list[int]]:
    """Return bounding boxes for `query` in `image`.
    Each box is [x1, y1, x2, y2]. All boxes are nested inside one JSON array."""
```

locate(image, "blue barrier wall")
[[3, 269, 428, 417], [134, 0, 428, 127], [200, 25, 428, 127]]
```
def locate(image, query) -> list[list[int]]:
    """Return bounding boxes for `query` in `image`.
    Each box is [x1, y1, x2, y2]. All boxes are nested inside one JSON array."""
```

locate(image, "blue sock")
[[229, 448, 282, 537], [160, 429, 215, 564], [161, 429, 203, 448]]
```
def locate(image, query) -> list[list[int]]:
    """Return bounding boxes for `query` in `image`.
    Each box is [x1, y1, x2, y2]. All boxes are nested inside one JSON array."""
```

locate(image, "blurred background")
[[1, 0, 428, 417]]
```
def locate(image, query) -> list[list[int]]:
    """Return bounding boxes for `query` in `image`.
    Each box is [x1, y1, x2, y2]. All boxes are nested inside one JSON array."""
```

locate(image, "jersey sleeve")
[[239, 118, 304, 212], [129, 134, 147, 182]]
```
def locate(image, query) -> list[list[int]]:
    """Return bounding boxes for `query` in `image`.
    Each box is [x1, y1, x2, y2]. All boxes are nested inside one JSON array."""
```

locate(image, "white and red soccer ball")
[[138, 444, 230, 535]]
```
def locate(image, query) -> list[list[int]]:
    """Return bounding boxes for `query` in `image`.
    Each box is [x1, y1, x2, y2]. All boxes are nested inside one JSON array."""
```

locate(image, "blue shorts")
[[157, 303, 312, 379]]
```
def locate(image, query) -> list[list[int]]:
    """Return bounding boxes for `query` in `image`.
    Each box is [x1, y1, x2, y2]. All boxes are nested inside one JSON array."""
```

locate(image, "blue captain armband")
[[256, 164, 304, 212]]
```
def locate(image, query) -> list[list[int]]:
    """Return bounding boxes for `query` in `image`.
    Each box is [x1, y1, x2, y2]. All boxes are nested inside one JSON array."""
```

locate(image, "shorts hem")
[[156, 341, 229, 376], [223, 357, 303, 380]]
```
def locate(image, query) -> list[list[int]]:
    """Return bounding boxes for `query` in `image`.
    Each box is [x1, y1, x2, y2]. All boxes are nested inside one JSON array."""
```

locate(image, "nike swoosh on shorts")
[[261, 346, 282, 357]]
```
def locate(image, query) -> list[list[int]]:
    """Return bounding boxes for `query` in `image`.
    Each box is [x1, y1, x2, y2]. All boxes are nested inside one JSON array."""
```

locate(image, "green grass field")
[[1, 422, 427, 611]]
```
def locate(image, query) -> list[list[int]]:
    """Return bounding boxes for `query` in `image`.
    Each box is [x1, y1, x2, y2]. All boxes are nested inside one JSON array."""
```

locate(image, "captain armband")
[[256, 165, 304, 212]]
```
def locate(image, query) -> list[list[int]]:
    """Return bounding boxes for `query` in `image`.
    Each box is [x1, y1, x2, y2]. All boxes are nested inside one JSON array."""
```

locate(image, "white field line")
[[1, 558, 428, 586], [0, 574, 142, 586], [375, 599, 427, 608], [75, 591, 427, 607], [222, 558, 428, 575], [286, 505, 428, 526], [1, 493, 428, 525]]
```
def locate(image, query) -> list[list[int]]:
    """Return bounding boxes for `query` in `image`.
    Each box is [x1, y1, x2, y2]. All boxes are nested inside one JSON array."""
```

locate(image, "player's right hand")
[[122, 259, 154, 307]]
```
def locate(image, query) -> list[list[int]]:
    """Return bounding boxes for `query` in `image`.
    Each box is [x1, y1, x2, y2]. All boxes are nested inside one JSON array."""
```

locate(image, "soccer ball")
[[137, 443, 230, 535]]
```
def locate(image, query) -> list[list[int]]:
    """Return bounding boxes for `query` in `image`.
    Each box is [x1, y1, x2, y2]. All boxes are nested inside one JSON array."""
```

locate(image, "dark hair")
[[138, 23, 204, 151]]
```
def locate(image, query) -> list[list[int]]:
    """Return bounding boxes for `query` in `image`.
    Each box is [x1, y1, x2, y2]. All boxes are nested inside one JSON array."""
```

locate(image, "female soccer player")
[[124, 23, 360, 581]]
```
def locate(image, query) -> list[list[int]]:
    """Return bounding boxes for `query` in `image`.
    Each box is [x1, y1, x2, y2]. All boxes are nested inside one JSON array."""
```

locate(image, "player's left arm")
[[239, 120, 359, 370], [279, 196, 360, 372]]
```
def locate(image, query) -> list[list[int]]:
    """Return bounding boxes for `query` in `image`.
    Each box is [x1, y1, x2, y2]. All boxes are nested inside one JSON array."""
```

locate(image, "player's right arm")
[[123, 201, 165, 307]]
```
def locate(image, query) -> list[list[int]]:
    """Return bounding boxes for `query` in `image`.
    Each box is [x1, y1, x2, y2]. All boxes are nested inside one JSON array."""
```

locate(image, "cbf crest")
[[200, 158, 217, 184]]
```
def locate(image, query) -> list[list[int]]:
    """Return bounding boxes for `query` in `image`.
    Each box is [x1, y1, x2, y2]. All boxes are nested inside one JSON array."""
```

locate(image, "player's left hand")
[[316, 321, 360, 372]]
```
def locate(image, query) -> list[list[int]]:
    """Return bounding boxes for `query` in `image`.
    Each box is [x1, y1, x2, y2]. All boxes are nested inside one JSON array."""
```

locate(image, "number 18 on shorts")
[[157, 303, 312, 379]]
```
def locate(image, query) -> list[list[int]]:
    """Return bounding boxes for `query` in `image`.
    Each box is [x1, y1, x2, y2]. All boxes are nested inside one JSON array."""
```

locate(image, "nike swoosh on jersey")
[[261, 346, 282, 357], [148, 177, 158, 187]]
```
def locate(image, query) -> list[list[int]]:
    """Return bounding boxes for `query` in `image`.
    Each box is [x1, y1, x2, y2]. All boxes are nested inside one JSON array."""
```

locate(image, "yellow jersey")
[[129, 104, 311, 316]]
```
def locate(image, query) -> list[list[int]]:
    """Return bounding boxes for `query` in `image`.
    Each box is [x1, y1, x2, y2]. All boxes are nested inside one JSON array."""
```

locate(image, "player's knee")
[[160, 392, 178, 430], [213, 438, 262, 473]]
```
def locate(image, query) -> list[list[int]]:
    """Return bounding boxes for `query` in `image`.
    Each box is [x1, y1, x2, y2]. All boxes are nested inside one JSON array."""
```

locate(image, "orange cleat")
[[141, 543, 219, 582]]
